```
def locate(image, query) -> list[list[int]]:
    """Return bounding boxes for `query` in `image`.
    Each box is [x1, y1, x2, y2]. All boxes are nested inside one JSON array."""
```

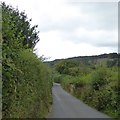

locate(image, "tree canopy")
[[2, 2, 39, 49]]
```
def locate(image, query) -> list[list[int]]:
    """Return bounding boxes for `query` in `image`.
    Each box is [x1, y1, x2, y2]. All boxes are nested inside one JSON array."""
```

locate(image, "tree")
[[55, 60, 79, 75], [2, 2, 39, 49]]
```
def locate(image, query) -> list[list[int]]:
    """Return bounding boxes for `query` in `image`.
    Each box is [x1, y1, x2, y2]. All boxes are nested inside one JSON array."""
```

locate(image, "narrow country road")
[[48, 83, 112, 118]]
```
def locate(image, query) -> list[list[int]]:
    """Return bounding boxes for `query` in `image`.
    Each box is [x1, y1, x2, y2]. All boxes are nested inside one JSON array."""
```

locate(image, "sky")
[[2, 0, 118, 61]]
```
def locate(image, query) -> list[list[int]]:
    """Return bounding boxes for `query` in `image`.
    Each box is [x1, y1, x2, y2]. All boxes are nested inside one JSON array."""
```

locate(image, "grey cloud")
[[69, 2, 118, 30], [38, 1, 118, 50], [60, 29, 117, 48], [39, 2, 117, 33], [38, 19, 80, 32]]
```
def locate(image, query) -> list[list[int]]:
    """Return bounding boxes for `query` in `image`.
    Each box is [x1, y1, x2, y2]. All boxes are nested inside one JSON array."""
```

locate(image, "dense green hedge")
[[2, 2, 52, 118], [3, 49, 52, 118]]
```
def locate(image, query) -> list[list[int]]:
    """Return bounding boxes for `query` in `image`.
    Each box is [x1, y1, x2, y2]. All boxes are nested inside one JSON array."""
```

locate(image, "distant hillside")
[[45, 52, 119, 67]]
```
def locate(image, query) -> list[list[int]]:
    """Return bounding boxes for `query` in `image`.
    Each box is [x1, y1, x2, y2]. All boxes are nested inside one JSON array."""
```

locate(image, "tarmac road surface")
[[48, 83, 112, 118]]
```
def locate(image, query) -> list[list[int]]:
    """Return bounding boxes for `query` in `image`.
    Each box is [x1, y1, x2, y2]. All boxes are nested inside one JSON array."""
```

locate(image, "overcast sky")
[[3, 0, 118, 61]]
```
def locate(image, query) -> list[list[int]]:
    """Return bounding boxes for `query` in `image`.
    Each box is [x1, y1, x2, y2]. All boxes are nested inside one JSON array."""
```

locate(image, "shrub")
[[53, 73, 62, 83], [2, 50, 52, 118], [91, 67, 109, 90]]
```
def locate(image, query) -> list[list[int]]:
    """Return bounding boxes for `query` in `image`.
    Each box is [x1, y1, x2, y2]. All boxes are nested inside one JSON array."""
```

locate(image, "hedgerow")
[[54, 58, 119, 118], [2, 2, 52, 118]]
